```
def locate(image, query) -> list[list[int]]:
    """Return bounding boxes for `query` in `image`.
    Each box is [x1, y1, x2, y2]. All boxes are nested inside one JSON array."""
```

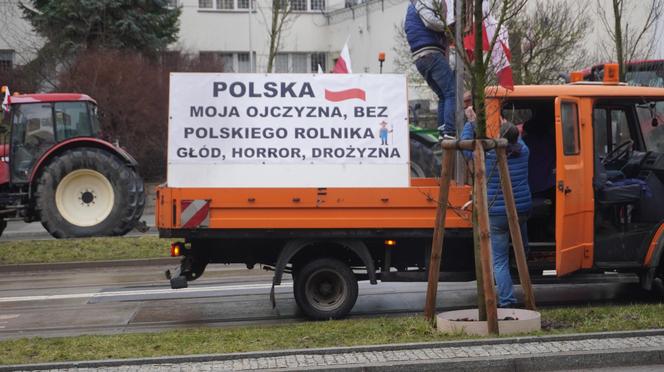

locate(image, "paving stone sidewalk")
[[15, 334, 664, 371]]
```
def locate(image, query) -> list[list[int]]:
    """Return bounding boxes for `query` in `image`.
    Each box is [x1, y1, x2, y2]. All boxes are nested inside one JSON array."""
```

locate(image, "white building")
[[0, 0, 662, 75], [0, 0, 43, 71], [175, 0, 409, 74]]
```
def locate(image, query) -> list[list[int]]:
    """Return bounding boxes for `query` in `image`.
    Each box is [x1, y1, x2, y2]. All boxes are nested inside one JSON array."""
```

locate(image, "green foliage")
[[21, 0, 180, 56], [0, 317, 470, 365], [0, 236, 168, 264]]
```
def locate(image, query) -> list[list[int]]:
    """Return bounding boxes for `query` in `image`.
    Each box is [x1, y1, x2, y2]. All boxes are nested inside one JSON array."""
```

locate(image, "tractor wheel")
[[34, 147, 145, 238], [293, 258, 358, 320], [410, 138, 441, 178]]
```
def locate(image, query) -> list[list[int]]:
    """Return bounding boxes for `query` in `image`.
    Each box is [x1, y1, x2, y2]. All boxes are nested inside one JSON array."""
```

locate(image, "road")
[[0, 213, 156, 241], [0, 261, 659, 340]]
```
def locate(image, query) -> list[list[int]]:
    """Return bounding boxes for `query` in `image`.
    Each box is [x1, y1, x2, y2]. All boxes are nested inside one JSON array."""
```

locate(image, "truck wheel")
[[34, 147, 145, 238], [293, 258, 358, 320]]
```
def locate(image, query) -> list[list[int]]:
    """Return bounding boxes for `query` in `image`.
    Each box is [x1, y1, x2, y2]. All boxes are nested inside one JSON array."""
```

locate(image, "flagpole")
[[454, 0, 465, 184]]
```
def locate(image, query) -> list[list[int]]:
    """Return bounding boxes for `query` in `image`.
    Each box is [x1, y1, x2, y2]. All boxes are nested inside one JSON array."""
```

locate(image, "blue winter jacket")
[[461, 122, 532, 216], [404, 2, 447, 53]]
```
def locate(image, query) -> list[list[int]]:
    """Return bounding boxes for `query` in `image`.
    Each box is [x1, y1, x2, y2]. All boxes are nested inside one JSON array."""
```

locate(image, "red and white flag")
[[332, 38, 352, 74], [463, 0, 514, 90], [1, 87, 10, 112]]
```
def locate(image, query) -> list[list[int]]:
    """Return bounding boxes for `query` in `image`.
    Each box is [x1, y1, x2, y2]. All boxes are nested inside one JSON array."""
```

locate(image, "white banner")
[[168, 73, 409, 188]]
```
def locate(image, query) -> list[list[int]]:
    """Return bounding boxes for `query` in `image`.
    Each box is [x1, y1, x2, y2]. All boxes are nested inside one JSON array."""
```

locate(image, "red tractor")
[[0, 92, 145, 238]]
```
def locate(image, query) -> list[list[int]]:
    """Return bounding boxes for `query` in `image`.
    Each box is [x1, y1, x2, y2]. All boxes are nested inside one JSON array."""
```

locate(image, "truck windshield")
[[636, 100, 664, 153]]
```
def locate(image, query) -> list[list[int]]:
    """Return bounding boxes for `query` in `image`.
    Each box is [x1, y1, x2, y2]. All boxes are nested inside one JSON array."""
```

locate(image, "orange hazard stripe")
[[644, 223, 664, 267]]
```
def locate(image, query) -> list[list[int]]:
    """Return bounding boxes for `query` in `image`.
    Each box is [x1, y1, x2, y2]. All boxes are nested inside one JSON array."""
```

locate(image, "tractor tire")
[[293, 257, 358, 320], [410, 137, 441, 177], [34, 147, 145, 238]]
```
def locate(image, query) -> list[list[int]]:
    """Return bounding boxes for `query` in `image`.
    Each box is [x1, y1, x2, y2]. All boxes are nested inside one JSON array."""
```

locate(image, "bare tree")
[[598, 0, 664, 80], [260, 0, 298, 72], [462, 0, 527, 138], [508, 1, 591, 85], [392, 23, 426, 86]]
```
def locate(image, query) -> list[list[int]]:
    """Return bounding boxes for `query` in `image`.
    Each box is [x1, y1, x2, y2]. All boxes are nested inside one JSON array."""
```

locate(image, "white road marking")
[[0, 314, 20, 329], [0, 283, 292, 303]]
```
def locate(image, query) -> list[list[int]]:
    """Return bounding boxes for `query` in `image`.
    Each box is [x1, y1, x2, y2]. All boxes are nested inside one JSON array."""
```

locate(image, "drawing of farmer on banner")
[[378, 121, 393, 145]]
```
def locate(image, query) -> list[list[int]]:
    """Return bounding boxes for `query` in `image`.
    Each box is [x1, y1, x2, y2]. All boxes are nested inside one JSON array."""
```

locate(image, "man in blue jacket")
[[461, 120, 532, 308], [404, 0, 456, 139]]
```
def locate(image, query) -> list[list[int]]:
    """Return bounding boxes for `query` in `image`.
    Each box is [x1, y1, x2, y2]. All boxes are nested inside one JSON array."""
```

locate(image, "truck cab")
[[158, 74, 664, 320], [489, 83, 664, 280]]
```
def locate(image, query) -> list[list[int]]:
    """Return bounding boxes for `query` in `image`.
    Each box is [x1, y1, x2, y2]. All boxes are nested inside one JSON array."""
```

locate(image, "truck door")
[[554, 97, 592, 276]]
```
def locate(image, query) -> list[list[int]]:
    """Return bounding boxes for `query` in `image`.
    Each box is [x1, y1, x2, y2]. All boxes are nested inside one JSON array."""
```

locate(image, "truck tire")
[[293, 257, 358, 320], [34, 147, 145, 238]]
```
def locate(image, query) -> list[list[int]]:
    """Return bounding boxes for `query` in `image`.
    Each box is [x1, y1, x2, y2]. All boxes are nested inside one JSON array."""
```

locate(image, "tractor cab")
[[0, 91, 144, 239], [4, 94, 101, 184]]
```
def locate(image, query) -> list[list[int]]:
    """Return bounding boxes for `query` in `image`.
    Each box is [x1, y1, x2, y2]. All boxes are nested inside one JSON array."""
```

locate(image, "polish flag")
[[332, 39, 352, 74], [463, 0, 514, 90], [1, 87, 10, 112]]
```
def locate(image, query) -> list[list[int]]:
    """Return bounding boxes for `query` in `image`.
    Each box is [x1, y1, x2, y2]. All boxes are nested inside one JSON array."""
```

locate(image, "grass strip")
[[4, 303, 664, 365], [0, 236, 169, 265]]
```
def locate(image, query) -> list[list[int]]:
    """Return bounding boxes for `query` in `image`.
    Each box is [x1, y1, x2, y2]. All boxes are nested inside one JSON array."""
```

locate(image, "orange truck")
[[158, 69, 664, 319]]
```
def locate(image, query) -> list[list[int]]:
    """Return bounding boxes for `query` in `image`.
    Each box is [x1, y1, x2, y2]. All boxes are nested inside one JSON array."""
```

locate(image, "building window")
[[0, 50, 14, 72], [310, 0, 325, 10], [200, 0, 317, 10], [272, 52, 327, 73], [237, 53, 252, 73], [310, 52, 326, 72], [219, 53, 234, 71], [216, 0, 233, 9], [200, 0, 253, 9], [291, 54, 308, 73], [166, 0, 178, 7], [199, 51, 256, 73], [275, 54, 289, 73], [290, 0, 307, 11]]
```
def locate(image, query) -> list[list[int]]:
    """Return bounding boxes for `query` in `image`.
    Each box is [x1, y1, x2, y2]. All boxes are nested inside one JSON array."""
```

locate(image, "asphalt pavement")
[[0, 259, 657, 341]]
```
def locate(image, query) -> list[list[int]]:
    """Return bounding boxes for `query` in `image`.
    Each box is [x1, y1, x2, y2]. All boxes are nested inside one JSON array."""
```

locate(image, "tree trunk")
[[266, 0, 281, 73], [508, 27, 523, 85], [473, 0, 487, 138], [613, 0, 625, 81]]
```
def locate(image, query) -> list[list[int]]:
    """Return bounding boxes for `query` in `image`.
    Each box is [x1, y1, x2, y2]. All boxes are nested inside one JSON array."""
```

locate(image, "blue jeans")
[[415, 52, 456, 135], [489, 214, 529, 307]]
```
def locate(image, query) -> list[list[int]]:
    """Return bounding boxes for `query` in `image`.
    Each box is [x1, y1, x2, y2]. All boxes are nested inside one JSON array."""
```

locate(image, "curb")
[[4, 329, 664, 371], [0, 257, 179, 273]]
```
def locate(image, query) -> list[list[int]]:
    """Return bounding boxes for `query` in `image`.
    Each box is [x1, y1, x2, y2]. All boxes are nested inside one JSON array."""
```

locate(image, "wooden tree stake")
[[472, 182, 487, 321], [496, 147, 537, 310], [473, 140, 499, 334], [424, 147, 455, 323]]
